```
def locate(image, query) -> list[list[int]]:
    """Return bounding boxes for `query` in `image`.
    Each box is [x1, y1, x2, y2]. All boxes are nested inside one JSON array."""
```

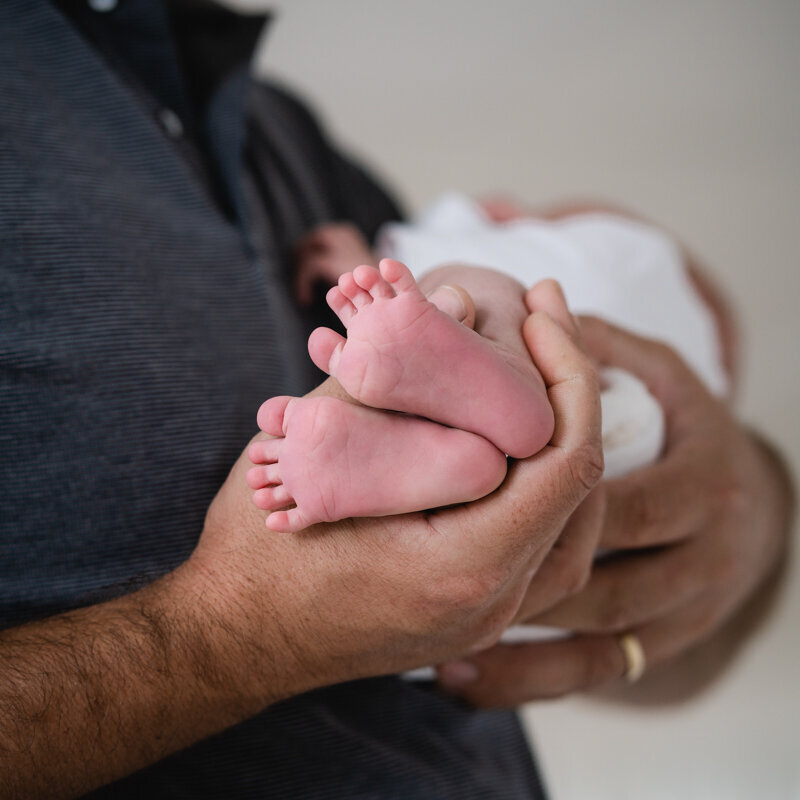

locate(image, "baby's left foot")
[[247, 394, 507, 532], [308, 259, 553, 458]]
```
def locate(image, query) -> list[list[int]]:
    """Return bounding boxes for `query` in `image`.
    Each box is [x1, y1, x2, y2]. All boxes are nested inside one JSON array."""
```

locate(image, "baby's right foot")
[[247, 395, 507, 532], [307, 259, 554, 458]]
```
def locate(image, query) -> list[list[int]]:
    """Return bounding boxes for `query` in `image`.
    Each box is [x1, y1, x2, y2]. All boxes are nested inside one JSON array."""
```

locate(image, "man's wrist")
[[174, 549, 309, 717]]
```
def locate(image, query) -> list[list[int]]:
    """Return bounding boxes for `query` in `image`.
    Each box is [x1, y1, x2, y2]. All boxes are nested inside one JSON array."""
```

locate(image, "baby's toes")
[[246, 463, 281, 490], [253, 483, 293, 511], [257, 395, 293, 437], [338, 272, 372, 309], [267, 507, 312, 533], [326, 286, 357, 325], [353, 264, 394, 300], [247, 437, 282, 466], [379, 258, 422, 297]]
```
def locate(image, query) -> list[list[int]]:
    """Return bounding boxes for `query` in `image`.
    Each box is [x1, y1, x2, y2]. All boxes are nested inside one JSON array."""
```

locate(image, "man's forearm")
[[0, 562, 287, 800], [0, 289, 607, 797], [0, 370, 403, 799], [1, 374, 359, 799]]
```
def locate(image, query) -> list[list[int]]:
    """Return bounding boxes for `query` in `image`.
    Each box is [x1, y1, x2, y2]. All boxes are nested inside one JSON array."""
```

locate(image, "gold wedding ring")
[[617, 632, 646, 683]]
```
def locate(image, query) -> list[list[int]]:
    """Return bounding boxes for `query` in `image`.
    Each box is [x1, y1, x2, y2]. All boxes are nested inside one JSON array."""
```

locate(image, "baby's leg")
[[308, 259, 553, 458], [247, 395, 507, 532]]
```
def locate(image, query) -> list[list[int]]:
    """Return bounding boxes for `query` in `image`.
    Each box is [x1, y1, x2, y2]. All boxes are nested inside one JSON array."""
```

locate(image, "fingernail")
[[438, 660, 480, 687], [427, 285, 467, 322]]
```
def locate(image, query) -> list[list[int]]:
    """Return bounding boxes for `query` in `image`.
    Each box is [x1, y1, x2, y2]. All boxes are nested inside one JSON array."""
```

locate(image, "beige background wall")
[[242, 1, 799, 797]]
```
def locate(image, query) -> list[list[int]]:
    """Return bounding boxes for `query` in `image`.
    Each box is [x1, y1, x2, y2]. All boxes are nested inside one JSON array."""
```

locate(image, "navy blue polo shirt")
[[0, 1, 547, 797]]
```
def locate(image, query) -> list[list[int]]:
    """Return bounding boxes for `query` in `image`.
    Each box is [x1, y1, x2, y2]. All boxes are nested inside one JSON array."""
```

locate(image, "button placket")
[[157, 108, 184, 140], [88, 0, 118, 12]]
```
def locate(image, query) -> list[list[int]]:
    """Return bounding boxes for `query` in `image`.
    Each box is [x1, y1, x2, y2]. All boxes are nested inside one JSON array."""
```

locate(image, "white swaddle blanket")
[[380, 193, 728, 477], [380, 194, 728, 674], [381, 193, 727, 396]]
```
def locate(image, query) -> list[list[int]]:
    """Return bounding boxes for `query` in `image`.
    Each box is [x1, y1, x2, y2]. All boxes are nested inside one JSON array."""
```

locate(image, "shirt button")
[[88, 0, 118, 11], [157, 108, 184, 140]]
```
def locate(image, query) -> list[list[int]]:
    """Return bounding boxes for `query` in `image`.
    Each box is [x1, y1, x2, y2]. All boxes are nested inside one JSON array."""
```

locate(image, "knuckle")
[[469, 609, 515, 652], [535, 667, 574, 700], [423, 569, 506, 618], [595, 595, 633, 632], [566, 440, 605, 494], [417, 569, 518, 652], [563, 560, 592, 597], [625, 482, 664, 542], [550, 550, 592, 599]]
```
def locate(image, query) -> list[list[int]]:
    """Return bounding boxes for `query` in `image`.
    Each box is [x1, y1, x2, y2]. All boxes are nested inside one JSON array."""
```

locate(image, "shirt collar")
[[166, 0, 270, 109], [49, 0, 271, 224], [51, 0, 270, 111]]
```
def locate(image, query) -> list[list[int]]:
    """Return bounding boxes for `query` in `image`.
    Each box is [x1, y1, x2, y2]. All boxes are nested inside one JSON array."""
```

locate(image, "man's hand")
[[436, 316, 793, 707], [0, 283, 603, 799], [189, 284, 603, 698]]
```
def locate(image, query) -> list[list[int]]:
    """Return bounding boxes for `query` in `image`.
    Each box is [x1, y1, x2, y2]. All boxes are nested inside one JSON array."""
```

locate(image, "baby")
[[248, 194, 726, 532]]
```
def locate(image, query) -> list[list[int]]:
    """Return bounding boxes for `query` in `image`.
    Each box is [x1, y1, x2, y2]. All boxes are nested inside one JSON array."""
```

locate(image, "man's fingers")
[[576, 315, 738, 551], [523, 310, 602, 461], [436, 589, 730, 708], [599, 402, 739, 551], [513, 486, 605, 621], [524, 279, 582, 343], [600, 454, 719, 549], [529, 541, 705, 633], [578, 316, 712, 426], [437, 635, 626, 707], [524, 281, 601, 474]]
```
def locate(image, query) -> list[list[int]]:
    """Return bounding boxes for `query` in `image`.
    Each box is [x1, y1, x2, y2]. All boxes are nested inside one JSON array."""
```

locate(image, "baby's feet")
[[307, 259, 553, 458], [247, 395, 507, 532]]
